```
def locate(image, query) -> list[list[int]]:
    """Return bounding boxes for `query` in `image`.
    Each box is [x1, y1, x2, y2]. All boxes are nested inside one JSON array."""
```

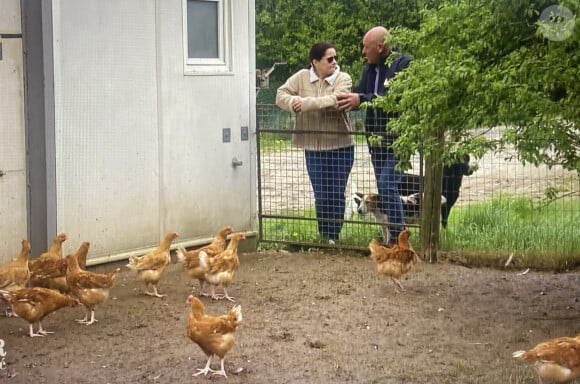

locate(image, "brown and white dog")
[[352, 192, 391, 244], [353, 192, 447, 244]]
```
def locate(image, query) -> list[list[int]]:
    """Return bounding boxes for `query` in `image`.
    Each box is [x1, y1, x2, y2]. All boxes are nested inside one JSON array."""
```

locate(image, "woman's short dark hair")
[[306, 42, 335, 68]]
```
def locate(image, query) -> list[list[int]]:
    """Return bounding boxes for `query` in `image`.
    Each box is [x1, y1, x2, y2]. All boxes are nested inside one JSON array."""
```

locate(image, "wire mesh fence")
[[257, 103, 580, 253]]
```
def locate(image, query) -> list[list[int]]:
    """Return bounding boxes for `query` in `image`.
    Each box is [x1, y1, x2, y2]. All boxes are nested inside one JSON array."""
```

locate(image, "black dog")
[[397, 155, 473, 227], [440, 155, 473, 227]]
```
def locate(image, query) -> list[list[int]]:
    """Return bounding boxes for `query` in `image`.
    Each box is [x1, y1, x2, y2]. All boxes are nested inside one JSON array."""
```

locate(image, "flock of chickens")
[[0, 226, 245, 377], [1, 227, 579, 382]]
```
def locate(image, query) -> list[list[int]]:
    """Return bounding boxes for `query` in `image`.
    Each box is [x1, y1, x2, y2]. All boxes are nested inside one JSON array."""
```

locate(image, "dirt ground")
[[1, 249, 579, 384]]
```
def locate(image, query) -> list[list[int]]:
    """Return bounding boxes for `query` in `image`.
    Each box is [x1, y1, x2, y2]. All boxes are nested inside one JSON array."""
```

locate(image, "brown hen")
[[186, 295, 242, 377], [0, 240, 31, 316], [0, 287, 78, 337], [200, 232, 245, 302], [28, 232, 68, 289], [176, 225, 234, 296], [513, 334, 580, 383], [50, 241, 91, 293], [369, 228, 421, 293], [126, 231, 179, 297], [65, 253, 120, 325]]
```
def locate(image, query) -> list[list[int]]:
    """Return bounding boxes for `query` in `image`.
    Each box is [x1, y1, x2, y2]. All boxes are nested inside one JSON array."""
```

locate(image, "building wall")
[[0, 0, 27, 260], [8, 0, 256, 264]]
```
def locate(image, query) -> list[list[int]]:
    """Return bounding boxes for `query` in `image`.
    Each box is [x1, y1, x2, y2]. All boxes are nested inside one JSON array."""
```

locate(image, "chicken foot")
[[29, 322, 54, 337], [209, 285, 235, 303], [194, 280, 210, 297], [391, 277, 406, 293], [193, 355, 216, 377], [144, 284, 166, 298], [192, 355, 228, 378], [77, 309, 98, 325], [211, 358, 228, 377]]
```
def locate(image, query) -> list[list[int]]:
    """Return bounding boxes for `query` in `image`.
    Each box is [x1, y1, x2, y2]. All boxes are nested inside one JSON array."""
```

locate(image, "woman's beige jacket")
[[276, 67, 354, 151]]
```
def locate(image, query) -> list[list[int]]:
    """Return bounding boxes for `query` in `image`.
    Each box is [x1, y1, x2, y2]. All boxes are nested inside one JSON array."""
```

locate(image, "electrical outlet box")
[[222, 128, 231, 143], [241, 126, 249, 141]]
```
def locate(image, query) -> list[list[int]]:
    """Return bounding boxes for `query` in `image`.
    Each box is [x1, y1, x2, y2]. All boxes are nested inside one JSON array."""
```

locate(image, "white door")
[[0, 12, 28, 262]]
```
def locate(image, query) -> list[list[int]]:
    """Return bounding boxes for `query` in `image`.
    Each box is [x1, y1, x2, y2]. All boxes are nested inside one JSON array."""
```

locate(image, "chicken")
[[369, 228, 421, 293], [200, 232, 245, 302], [65, 253, 120, 325], [72, 241, 89, 271], [0, 239, 31, 291], [0, 240, 31, 316], [126, 231, 179, 298], [186, 295, 242, 377], [49, 241, 91, 293], [28, 232, 68, 289], [0, 287, 78, 337], [176, 225, 234, 296], [513, 335, 580, 383]]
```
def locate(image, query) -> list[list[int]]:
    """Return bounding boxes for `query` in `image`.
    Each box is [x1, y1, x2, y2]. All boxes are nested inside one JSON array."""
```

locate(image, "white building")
[[0, 0, 257, 264]]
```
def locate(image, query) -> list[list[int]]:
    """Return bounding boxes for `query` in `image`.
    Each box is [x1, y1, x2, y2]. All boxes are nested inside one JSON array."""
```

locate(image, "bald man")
[[337, 26, 412, 245]]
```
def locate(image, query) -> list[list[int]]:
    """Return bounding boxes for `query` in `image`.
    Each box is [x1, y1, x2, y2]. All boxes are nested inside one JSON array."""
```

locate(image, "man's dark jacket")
[[353, 53, 412, 143]]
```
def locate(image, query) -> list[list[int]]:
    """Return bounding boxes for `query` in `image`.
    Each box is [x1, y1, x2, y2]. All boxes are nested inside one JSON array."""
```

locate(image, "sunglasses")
[[325, 55, 339, 63]]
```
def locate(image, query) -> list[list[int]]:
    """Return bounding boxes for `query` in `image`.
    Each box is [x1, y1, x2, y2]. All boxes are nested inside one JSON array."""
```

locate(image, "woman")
[[276, 42, 355, 244]]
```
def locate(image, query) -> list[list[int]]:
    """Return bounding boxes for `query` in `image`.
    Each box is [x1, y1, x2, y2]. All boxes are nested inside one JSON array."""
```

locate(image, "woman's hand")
[[292, 97, 302, 112]]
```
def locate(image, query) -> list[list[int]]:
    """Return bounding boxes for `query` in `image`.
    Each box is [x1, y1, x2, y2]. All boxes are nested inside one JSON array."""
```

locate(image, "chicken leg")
[[29, 323, 42, 337], [29, 321, 54, 337], [212, 357, 228, 377], [144, 284, 165, 298], [193, 355, 216, 377], [36, 322, 54, 336], [209, 285, 235, 303], [215, 287, 236, 303], [77, 308, 98, 325], [392, 277, 406, 293], [196, 280, 210, 297]]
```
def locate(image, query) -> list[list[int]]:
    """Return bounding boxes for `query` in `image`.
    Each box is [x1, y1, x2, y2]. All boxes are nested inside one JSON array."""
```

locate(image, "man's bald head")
[[362, 26, 391, 64]]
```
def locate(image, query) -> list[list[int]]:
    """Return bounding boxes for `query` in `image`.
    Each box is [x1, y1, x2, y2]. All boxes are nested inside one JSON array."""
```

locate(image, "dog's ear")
[[355, 192, 364, 199], [353, 193, 363, 205]]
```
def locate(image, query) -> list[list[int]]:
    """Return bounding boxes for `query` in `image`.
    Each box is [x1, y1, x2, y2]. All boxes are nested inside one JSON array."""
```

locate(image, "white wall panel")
[[0, 38, 27, 262], [47, 0, 255, 262], [53, 0, 160, 258], [0, 0, 20, 33], [156, 0, 255, 242]]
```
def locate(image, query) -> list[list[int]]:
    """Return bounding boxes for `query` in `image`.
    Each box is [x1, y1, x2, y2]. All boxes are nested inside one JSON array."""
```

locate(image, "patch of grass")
[[259, 208, 420, 251], [441, 196, 580, 270], [259, 196, 580, 270]]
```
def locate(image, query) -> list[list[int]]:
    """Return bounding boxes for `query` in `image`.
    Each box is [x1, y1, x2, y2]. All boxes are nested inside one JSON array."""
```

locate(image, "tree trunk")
[[420, 130, 445, 262]]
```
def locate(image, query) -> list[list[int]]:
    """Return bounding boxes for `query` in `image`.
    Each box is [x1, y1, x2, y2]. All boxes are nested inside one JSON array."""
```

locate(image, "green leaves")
[[257, 0, 579, 172], [255, 0, 431, 86], [369, 0, 580, 173]]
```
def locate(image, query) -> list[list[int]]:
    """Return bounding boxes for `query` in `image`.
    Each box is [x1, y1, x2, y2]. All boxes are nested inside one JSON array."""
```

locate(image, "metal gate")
[[256, 104, 423, 251]]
